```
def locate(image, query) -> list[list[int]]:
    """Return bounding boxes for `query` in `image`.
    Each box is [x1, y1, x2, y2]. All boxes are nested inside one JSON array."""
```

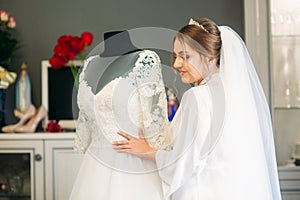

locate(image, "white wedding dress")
[[69, 50, 170, 200]]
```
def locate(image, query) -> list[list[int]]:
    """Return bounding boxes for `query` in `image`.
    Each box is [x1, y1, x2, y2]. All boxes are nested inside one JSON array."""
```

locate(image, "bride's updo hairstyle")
[[175, 18, 222, 67]]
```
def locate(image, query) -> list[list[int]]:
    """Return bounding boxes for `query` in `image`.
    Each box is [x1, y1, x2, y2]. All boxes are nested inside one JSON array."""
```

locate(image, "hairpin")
[[189, 18, 209, 33]]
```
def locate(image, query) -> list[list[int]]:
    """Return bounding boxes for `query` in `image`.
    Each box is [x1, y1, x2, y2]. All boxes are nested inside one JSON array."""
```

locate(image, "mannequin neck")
[[100, 30, 141, 57]]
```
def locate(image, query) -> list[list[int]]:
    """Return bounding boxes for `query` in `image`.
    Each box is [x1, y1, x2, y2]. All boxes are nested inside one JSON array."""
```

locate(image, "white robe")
[[156, 74, 278, 200]]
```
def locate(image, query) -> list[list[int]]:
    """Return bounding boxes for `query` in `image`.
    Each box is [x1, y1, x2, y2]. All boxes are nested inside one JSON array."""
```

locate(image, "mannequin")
[[100, 30, 140, 57], [83, 30, 142, 93], [70, 30, 170, 200]]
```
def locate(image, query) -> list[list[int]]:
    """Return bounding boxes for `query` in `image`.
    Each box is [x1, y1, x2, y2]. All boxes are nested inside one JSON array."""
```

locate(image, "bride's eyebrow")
[[178, 51, 189, 56]]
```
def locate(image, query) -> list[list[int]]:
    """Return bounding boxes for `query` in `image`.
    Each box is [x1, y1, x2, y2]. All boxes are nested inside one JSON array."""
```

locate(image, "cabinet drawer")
[[278, 167, 300, 192], [281, 192, 300, 200], [280, 180, 300, 191], [279, 170, 300, 180]]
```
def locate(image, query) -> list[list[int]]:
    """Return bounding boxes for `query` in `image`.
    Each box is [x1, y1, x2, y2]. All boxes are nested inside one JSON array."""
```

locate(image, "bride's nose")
[[173, 57, 184, 69]]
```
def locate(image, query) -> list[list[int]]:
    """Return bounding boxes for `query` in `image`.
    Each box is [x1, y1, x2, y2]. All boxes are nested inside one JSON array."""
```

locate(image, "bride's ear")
[[207, 57, 217, 64]]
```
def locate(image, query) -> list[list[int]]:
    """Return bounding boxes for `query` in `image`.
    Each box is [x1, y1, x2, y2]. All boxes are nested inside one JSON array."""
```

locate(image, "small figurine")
[[166, 88, 178, 121], [16, 63, 32, 113]]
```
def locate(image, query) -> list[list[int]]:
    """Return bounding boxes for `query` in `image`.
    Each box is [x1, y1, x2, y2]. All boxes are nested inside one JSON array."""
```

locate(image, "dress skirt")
[[69, 151, 164, 200]]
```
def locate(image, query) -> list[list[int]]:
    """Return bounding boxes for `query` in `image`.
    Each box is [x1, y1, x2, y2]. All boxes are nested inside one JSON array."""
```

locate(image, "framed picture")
[[41, 60, 82, 130]]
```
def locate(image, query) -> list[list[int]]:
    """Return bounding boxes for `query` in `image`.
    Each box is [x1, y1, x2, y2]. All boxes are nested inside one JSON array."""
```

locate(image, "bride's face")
[[172, 38, 207, 85]]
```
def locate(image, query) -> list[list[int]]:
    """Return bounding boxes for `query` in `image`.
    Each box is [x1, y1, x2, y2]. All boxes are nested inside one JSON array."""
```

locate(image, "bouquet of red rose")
[[49, 32, 93, 88]]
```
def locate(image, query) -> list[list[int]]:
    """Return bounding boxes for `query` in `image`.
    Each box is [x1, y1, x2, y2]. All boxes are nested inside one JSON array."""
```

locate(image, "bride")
[[113, 18, 282, 200]]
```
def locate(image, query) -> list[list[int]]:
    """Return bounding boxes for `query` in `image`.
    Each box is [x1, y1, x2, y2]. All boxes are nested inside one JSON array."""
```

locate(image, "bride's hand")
[[112, 129, 157, 161]]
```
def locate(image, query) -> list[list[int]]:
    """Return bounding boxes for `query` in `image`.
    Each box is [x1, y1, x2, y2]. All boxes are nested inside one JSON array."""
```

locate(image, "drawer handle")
[[35, 154, 42, 161]]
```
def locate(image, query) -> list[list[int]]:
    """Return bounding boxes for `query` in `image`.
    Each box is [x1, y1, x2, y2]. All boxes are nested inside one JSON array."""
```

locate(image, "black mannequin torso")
[[83, 30, 142, 94]]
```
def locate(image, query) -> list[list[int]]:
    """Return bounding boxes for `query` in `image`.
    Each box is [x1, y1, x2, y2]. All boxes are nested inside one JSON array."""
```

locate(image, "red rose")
[[54, 44, 68, 56], [69, 36, 85, 53], [47, 121, 62, 133], [49, 56, 67, 69], [65, 50, 77, 60], [81, 32, 93, 46], [58, 35, 73, 45], [54, 44, 77, 60]]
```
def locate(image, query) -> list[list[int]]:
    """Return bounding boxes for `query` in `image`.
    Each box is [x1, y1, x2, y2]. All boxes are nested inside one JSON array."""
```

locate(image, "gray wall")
[[0, 0, 244, 123]]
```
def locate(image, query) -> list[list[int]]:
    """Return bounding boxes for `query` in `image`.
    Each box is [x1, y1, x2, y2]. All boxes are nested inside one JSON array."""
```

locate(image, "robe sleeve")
[[155, 87, 212, 197]]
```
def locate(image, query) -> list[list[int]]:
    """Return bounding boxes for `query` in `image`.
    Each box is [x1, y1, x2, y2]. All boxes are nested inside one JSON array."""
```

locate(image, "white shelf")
[[0, 132, 75, 140], [274, 107, 300, 110], [272, 35, 300, 38]]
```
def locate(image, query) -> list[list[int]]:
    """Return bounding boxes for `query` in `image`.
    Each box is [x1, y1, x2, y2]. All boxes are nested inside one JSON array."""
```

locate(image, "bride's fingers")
[[138, 128, 145, 139], [112, 143, 131, 150], [117, 130, 135, 140], [115, 148, 131, 153], [113, 144, 131, 153], [112, 140, 128, 145]]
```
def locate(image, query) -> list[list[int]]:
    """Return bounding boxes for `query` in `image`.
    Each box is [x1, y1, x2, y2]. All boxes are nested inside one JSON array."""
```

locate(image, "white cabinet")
[[45, 139, 83, 200], [244, 0, 300, 199], [279, 167, 300, 199], [0, 133, 83, 200], [0, 138, 44, 200]]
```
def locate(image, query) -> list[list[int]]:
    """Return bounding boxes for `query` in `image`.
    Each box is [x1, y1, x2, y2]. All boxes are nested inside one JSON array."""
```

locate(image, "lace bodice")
[[74, 50, 171, 154]]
